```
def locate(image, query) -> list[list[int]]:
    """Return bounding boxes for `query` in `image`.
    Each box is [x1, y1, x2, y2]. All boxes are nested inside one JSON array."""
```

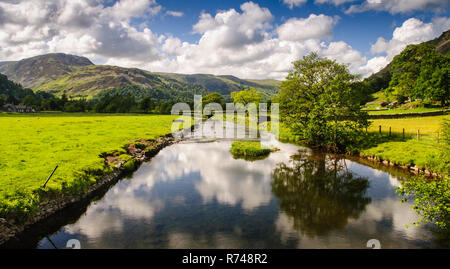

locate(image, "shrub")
[[230, 141, 275, 160]]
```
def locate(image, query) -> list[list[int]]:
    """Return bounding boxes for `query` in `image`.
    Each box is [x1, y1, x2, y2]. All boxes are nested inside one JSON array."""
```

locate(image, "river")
[[6, 120, 449, 248]]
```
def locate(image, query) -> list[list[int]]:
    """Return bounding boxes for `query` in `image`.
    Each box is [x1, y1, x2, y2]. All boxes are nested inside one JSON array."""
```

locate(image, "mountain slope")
[[0, 53, 280, 101], [364, 29, 450, 94], [0, 53, 94, 89], [155, 72, 280, 100], [35, 65, 209, 101], [0, 73, 34, 102]]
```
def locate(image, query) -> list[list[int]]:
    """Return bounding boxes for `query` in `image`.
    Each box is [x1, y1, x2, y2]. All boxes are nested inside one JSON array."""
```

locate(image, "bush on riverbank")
[[230, 141, 277, 160], [397, 176, 450, 229]]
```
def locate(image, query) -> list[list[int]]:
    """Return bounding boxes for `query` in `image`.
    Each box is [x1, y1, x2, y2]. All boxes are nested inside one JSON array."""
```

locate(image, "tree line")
[[0, 74, 186, 114]]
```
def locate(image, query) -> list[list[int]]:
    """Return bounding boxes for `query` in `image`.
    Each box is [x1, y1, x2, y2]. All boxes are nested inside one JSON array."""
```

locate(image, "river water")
[[11, 120, 449, 248]]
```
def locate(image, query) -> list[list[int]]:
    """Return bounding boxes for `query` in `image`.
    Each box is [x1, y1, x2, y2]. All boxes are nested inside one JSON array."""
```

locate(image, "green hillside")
[[0, 53, 280, 102], [34, 65, 207, 101], [155, 72, 280, 100], [363, 30, 450, 108], [364, 30, 449, 92], [0, 53, 93, 89]]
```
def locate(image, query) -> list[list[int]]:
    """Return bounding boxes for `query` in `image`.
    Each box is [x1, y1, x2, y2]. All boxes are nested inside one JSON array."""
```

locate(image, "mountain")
[[155, 73, 280, 100], [364, 29, 450, 94], [0, 53, 94, 89], [0, 53, 280, 101], [35, 65, 209, 101]]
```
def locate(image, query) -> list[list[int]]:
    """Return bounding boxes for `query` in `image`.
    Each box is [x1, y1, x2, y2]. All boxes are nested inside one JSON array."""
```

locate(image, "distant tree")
[[64, 98, 89, 112], [6, 95, 18, 105], [202, 93, 224, 108], [387, 43, 450, 106], [230, 88, 261, 106], [139, 96, 155, 113], [60, 93, 69, 108], [277, 53, 368, 151], [415, 55, 449, 107], [157, 101, 173, 114], [95, 94, 136, 113], [22, 94, 38, 108]]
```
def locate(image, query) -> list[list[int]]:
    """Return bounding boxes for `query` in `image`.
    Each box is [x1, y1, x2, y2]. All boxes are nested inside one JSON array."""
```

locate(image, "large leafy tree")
[[277, 53, 368, 151], [202, 93, 224, 108], [388, 43, 449, 106], [230, 88, 261, 106]]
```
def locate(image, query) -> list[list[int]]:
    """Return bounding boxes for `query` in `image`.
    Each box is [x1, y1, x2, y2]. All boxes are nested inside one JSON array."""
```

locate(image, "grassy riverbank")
[[362, 115, 449, 176], [258, 115, 449, 176], [230, 141, 278, 160], [0, 112, 179, 220]]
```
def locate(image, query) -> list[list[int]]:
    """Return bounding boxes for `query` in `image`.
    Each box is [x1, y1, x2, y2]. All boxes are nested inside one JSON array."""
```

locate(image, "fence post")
[[437, 132, 439, 143], [43, 165, 58, 188], [402, 128, 405, 140], [379, 125, 381, 134], [389, 127, 391, 137], [417, 129, 420, 141]]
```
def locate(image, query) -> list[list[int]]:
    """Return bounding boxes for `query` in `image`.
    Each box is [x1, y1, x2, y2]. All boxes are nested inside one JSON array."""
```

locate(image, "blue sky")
[[137, 0, 446, 56], [0, 0, 449, 79]]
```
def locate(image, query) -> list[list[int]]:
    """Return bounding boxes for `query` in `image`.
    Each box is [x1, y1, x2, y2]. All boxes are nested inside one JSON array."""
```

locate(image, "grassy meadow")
[[368, 115, 448, 138], [0, 112, 179, 219]]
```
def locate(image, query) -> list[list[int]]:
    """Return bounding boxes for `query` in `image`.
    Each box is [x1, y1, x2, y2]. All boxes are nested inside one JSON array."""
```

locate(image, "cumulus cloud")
[[315, 0, 356, 5], [346, 0, 450, 14], [0, 0, 162, 61], [193, 2, 273, 49], [277, 14, 337, 41], [166, 10, 184, 17], [135, 3, 366, 79], [1, 0, 447, 80], [283, 0, 308, 9]]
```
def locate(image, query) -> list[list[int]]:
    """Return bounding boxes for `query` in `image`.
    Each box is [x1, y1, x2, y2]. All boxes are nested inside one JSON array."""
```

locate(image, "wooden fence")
[[367, 125, 443, 142]]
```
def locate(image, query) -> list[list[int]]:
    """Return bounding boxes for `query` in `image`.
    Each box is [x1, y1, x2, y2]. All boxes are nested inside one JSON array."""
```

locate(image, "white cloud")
[[277, 14, 337, 42], [108, 0, 162, 19], [315, 0, 356, 5], [105, 2, 370, 79], [346, 0, 450, 14], [283, 0, 308, 9], [0, 0, 162, 62], [166, 10, 184, 17], [193, 2, 273, 49], [0, 0, 447, 80]]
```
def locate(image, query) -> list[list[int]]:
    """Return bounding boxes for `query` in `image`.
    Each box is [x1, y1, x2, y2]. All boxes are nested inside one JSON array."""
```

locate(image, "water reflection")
[[23, 139, 443, 249], [271, 151, 371, 237]]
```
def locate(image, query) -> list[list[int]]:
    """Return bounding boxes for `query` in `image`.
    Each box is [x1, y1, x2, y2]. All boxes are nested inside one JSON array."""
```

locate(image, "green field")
[[0, 112, 179, 219], [260, 115, 449, 175], [368, 115, 449, 137], [363, 115, 449, 174]]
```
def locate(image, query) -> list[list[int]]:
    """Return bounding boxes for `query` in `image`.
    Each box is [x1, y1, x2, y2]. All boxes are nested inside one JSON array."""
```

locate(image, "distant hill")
[[155, 72, 280, 100], [0, 53, 93, 89], [34, 65, 209, 101], [0, 53, 280, 101], [364, 29, 450, 95]]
